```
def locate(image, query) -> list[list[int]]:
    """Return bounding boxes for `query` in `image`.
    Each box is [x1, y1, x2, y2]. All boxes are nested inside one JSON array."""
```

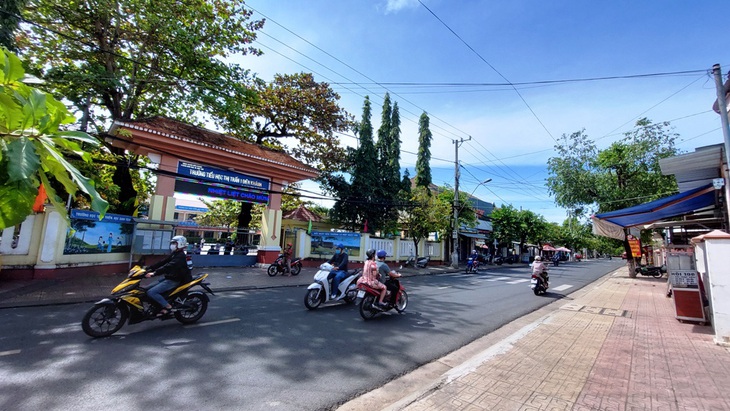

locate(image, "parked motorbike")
[[530, 270, 549, 295], [635, 264, 666, 278], [304, 263, 362, 309], [416, 255, 430, 268], [356, 280, 408, 320], [267, 254, 302, 276], [400, 254, 416, 269], [494, 255, 517, 265], [465, 257, 479, 273], [81, 265, 215, 338]]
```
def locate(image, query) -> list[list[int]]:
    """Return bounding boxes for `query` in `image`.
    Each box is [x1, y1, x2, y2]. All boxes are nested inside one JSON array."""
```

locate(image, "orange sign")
[[628, 238, 641, 258]]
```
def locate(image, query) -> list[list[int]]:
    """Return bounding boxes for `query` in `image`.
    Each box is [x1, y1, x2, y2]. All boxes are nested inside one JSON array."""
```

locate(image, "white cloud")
[[384, 0, 420, 13]]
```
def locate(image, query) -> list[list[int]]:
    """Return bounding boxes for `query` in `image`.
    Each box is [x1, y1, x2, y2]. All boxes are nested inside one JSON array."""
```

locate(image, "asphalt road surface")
[[0, 259, 623, 410]]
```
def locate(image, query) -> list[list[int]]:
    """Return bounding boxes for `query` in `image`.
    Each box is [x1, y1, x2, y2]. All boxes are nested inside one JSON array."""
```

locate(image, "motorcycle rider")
[[145, 235, 193, 316], [532, 255, 549, 287], [358, 249, 388, 309], [376, 249, 402, 307], [468, 249, 479, 271], [282, 243, 293, 276], [327, 243, 349, 298]]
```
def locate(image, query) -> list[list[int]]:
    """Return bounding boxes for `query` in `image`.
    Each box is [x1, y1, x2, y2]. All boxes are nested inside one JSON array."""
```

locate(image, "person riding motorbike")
[[468, 249, 479, 271], [357, 248, 388, 309], [144, 235, 193, 316], [326, 243, 349, 298], [282, 243, 293, 276], [376, 249, 402, 307], [532, 255, 549, 286]]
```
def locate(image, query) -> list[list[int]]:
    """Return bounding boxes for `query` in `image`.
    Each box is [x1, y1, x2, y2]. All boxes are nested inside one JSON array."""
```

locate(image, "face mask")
[[170, 244, 178, 251], [335, 250, 341, 254]]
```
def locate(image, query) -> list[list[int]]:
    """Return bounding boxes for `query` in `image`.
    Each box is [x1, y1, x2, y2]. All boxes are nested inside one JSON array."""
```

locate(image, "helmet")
[[366, 249, 376, 259], [472, 250, 476, 254], [376, 250, 387, 259], [286, 243, 292, 247], [171, 235, 188, 249], [336, 243, 345, 250], [534, 256, 542, 261]]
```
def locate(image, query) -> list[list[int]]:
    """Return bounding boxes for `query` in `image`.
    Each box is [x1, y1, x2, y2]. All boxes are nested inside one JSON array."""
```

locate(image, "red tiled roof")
[[114, 116, 318, 175], [283, 205, 324, 222]]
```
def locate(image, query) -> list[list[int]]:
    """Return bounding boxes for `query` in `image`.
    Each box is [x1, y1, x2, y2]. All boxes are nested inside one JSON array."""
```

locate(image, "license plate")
[[357, 290, 365, 298]]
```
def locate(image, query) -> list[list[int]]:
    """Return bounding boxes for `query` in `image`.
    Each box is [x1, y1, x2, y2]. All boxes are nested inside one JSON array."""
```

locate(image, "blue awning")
[[593, 184, 716, 229]]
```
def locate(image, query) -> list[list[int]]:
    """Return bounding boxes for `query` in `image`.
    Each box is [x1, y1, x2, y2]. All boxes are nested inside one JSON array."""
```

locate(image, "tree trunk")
[[111, 155, 138, 215], [236, 202, 254, 245]]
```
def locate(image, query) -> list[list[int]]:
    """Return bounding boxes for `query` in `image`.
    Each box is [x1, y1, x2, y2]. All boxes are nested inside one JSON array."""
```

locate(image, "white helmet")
[[171, 235, 188, 249]]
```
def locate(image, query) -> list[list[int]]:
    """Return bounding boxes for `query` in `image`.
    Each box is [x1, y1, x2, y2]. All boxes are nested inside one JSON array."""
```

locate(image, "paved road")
[[0, 259, 623, 410]]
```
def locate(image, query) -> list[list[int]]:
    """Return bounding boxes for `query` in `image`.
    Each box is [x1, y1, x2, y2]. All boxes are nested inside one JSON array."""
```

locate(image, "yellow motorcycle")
[[81, 265, 214, 337]]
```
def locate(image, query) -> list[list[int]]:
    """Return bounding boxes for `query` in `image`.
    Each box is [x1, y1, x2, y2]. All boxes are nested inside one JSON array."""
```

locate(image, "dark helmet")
[[376, 249, 387, 259], [336, 243, 344, 250], [366, 249, 376, 259]]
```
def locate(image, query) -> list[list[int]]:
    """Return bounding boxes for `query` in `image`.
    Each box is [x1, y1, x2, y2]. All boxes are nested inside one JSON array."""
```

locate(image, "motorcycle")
[[400, 254, 416, 269], [530, 270, 549, 295], [416, 255, 430, 268], [267, 253, 302, 276], [356, 280, 408, 320], [465, 257, 479, 273], [400, 255, 430, 269], [635, 264, 666, 278], [81, 265, 215, 338], [304, 263, 362, 309]]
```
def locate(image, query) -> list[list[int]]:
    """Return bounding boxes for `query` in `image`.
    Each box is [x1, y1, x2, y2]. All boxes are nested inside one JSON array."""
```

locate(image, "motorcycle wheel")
[[652, 270, 663, 279], [174, 293, 208, 324], [395, 290, 408, 313], [533, 287, 541, 296], [267, 265, 278, 277], [82, 303, 128, 338], [359, 294, 378, 321], [291, 264, 302, 276], [304, 288, 324, 310]]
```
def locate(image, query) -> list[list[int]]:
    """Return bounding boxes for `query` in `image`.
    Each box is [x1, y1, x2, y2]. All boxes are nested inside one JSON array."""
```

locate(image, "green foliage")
[[400, 186, 448, 255], [547, 118, 679, 217], [247, 72, 353, 172], [0, 48, 108, 229], [491, 205, 548, 252], [1, 0, 26, 51], [196, 199, 241, 232], [415, 112, 433, 189], [437, 188, 477, 239]]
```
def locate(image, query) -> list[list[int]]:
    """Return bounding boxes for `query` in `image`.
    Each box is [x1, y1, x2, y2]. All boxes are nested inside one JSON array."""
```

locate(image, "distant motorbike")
[[81, 265, 214, 338], [356, 280, 408, 320], [465, 257, 479, 273], [494, 255, 518, 265], [267, 253, 302, 276], [400, 255, 430, 269], [416, 255, 430, 268], [304, 263, 362, 309], [635, 264, 666, 278], [530, 270, 549, 295]]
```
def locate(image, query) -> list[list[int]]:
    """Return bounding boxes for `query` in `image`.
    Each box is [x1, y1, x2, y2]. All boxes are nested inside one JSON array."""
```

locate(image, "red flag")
[[32, 184, 48, 212], [363, 219, 368, 233]]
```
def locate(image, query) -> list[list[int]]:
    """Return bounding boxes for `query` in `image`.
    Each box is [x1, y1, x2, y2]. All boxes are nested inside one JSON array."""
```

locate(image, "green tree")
[[245, 73, 353, 172], [1, 0, 26, 51], [19, 0, 264, 214], [415, 112, 433, 189], [0, 48, 108, 229], [547, 118, 678, 216], [491, 205, 548, 255], [400, 186, 448, 257], [330, 96, 379, 232], [196, 199, 241, 235]]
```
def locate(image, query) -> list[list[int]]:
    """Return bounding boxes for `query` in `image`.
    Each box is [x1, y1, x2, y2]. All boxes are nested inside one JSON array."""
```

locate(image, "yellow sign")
[[628, 238, 641, 258]]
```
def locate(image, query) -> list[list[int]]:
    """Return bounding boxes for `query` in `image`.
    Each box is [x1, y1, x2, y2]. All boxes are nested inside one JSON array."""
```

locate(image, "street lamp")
[[452, 178, 492, 268]]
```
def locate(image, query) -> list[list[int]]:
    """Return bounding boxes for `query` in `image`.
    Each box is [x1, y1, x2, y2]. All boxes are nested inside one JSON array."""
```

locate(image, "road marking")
[[486, 276, 510, 282], [553, 284, 574, 291], [506, 279, 530, 284], [0, 349, 21, 357], [184, 318, 241, 328]]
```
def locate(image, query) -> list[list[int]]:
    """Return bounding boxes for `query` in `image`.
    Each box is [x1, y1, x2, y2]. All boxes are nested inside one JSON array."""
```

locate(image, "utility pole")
[[452, 136, 471, 268], [712, 64, 730, 225]]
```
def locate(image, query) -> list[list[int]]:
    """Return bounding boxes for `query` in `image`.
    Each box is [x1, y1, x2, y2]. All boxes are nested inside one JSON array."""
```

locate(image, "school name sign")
[[175, 161, 270, 204]]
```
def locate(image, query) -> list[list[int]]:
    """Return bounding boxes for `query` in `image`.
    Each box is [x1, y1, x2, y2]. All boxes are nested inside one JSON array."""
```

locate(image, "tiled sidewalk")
[[368, 270, 730, 411]]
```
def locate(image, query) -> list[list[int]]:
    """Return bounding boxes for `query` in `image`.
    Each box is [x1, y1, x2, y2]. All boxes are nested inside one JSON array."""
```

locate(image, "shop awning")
[[460, 232, 487, 239], [556, 247, 571, 252], [592, 184, 717, 240], [542, 244, 556, 251]]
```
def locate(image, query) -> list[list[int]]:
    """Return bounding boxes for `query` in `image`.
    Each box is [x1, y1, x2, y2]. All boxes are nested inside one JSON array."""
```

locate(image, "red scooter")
[[356, 281, 408, 320]]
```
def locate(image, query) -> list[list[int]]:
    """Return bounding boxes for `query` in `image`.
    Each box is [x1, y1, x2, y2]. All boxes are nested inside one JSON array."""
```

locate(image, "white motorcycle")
[[304, 263, 362, 309]]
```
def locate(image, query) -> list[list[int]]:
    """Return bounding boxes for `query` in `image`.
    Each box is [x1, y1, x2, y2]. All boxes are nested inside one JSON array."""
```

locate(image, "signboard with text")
[[175, 161, 270, 204]]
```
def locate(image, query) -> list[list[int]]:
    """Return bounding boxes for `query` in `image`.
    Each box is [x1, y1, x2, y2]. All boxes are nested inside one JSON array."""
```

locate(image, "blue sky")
[[228, 0, 727, 223]]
